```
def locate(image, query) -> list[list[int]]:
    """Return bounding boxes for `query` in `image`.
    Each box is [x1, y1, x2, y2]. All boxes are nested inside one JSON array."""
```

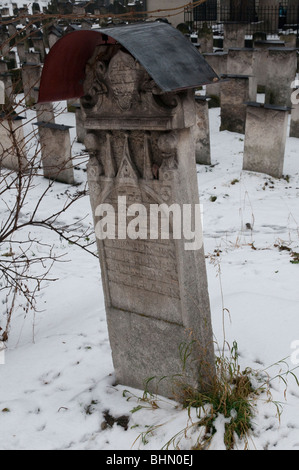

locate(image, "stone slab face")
[[37, 124, 75, 184], [75, 105, 86, 143], [243, 104, 288, 178], [0, 118, 28, 172], [223, 23, 247, 51], [194, 96, 211, 165], [227, 48, 257, 101], [82, 48, 215, 399], [0, 80, 4, 104], [265, 48, 297, 107], [290, 103, 299, 138], [22, 64, 42, 107], [204, 52, 228, 101], [35, 102, 55, 123], [257, 0, 279, 31], [220, 75, 251, 134]]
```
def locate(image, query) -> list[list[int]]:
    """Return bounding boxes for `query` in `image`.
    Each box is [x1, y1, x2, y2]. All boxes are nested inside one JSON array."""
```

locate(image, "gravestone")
[[73, 103, 86, 143], [243, 102, 289, 178], [194, 95, 211, 165], [0, 72, 13, 103], [0, 115, 28, 172], [0, 80, 4, 104], [265, 48, 297, 107], [37, 22, 218, 400], [35, 122, 75, 184], [227, 48, 257, 101], [290, 103, 299, 138], [258, 0, 279, 32], [220, 74, 251, 134], [223, 23, 247, 51], [203, 52, 228, 104], [22, 61, 42, 107], [83, 47, 215, 399], [16, 42, 27, 64], [198, 24, 214, 54], [35, 102, 55, 123]]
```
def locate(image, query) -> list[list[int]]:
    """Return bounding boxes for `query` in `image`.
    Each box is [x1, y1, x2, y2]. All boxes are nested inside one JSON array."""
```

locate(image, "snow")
[[0, 97, 299, 451]]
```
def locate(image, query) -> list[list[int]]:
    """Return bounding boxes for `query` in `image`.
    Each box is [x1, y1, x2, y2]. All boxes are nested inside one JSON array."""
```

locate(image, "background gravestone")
[[220, 75, 251, 134], [243, 102, 289, 178], [194, 95, 211, 165], [35, 122, 75, 185], [0, 115, 28, 172]]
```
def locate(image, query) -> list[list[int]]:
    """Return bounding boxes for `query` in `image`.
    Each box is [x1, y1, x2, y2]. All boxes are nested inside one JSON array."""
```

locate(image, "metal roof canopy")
[[38, 21, 219, 103]]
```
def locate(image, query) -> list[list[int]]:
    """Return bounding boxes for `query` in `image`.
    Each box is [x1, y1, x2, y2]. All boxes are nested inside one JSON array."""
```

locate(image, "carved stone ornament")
[[108, 50, 140, 112]]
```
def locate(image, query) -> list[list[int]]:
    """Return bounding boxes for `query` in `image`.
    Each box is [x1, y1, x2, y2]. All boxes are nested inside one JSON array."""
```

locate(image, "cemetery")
[[0, 0, 299, 452]]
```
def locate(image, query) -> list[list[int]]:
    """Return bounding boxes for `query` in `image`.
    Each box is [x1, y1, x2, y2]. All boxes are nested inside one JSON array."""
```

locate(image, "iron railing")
[[185, 3, 299, 39]]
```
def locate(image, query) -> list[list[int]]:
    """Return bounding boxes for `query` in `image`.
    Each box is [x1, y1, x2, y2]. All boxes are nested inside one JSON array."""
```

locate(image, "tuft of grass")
[[181, 341, 257, 450]]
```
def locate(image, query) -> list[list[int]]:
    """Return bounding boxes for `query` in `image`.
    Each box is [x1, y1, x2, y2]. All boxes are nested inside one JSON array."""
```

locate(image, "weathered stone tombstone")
[[16, 42, 27, 64], [243, 102, 289, 178], [38, 23, 218, 399], [194, 95, 211, 165], [197, 24, 214, 54], [73, 103, 86, 144], [0, 80, 4, 104], [34, 122, 75, 185], [35, 102, 55, 123], [223, 22, 247, 51], [22, 59, 42, 107], [253, 41, 285, 91], [290, 103, 299, 138], [227, 48, 257, 101], [48, 28, 63, 49], [0, 72, 14, 103], [203, 52, 228, 105], [32, 36, 46, 62], [265, 48, 297, 108], [0, 114, 28, 172], [220, 74, 251, 134]]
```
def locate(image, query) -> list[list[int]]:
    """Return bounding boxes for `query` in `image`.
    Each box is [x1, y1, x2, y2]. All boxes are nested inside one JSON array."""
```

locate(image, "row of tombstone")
[[0, 21, 92, 183], [199, 42, 299, 179]]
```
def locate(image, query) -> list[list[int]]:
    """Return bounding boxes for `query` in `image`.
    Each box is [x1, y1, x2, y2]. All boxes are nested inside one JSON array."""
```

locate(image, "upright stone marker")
[[290, 103, 299, 138], [0, 115, 28, 172], [223, 23, 247, 50], [220, 74, 251, 134], [243, 102, 289, 178], [0, 80, 4, 105], [227, 48, 257, 101], [37, 23, 218, 399], [35, 122, 75, 184], [194, 95, 211, 165], [265, 48, 297, 107], [203, 52, 228, 104], [22, 61, 42, 107]]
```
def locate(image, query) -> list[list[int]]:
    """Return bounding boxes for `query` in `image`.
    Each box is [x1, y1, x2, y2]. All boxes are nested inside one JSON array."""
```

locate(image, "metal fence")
[[185, 4, 299, 39]]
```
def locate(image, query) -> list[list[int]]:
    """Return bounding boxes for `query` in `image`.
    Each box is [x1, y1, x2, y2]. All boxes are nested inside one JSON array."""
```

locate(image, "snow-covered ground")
[[0, 99, 299, 450]]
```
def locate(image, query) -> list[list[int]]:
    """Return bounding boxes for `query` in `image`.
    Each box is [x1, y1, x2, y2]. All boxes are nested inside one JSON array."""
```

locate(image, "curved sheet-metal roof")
[[38, 21, 219, 103]]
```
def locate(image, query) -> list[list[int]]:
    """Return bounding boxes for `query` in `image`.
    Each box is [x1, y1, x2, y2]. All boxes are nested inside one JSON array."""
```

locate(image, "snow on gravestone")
[[81, 46, 216, 400]]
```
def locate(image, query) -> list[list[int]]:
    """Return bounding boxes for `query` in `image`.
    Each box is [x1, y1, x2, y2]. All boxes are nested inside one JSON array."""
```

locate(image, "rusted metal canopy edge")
[[38, 22, 219, 103]]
